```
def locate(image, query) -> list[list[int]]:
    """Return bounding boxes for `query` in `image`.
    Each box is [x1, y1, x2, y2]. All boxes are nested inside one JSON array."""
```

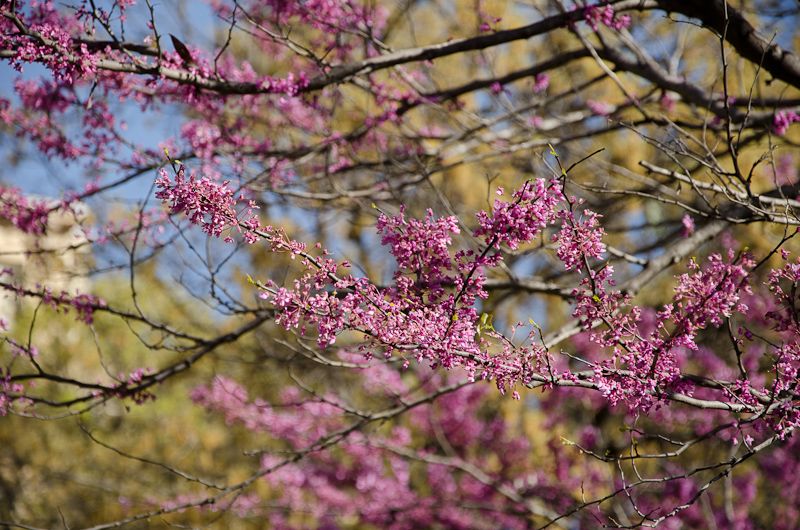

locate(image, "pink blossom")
[[532, 73, 550, 93], [586, 99, 615, 116], [553, 209, 607, 270], [155, 166, 261, 243], [584, 4, 631, 31], [681, 214, 695, 237], [0, 186, 51, 235], [773, 110, 800, 136], [660, 92, 677, 112], [474, 179, 563, 250]]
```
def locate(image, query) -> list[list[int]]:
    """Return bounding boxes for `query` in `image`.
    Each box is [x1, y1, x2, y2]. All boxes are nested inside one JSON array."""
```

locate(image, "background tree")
[[1, 0, 799, 528]]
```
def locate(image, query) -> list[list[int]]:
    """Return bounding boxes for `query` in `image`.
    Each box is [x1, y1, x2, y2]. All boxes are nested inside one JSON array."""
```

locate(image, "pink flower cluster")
[[0, 368, 24, 416], [215, 0, 388, 59], [155, 166, 261, 243], [110, 368, 156, 405], [553, 208, 606, 270], [376, 207, 460, 284], [258, 194, 546, 384], [532, 72, 550, 94], [763, 256, 800, 436], [0, 2, 96, 83], [578, 250, 754, 410], [0, 186, 51, 235], [156, 156, 800, 458], [773, 110, 800, 136], [258, 71, 310, 96], [40, 288, 107, 325], [264, 233, 484, 372], [474, 179, 563, 250], [583, 3, 632, 31], [681, 213, 695, 236], [160, 166, 800, 434], [672, 250, 754, 329], [190, 370, 544, 529]]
